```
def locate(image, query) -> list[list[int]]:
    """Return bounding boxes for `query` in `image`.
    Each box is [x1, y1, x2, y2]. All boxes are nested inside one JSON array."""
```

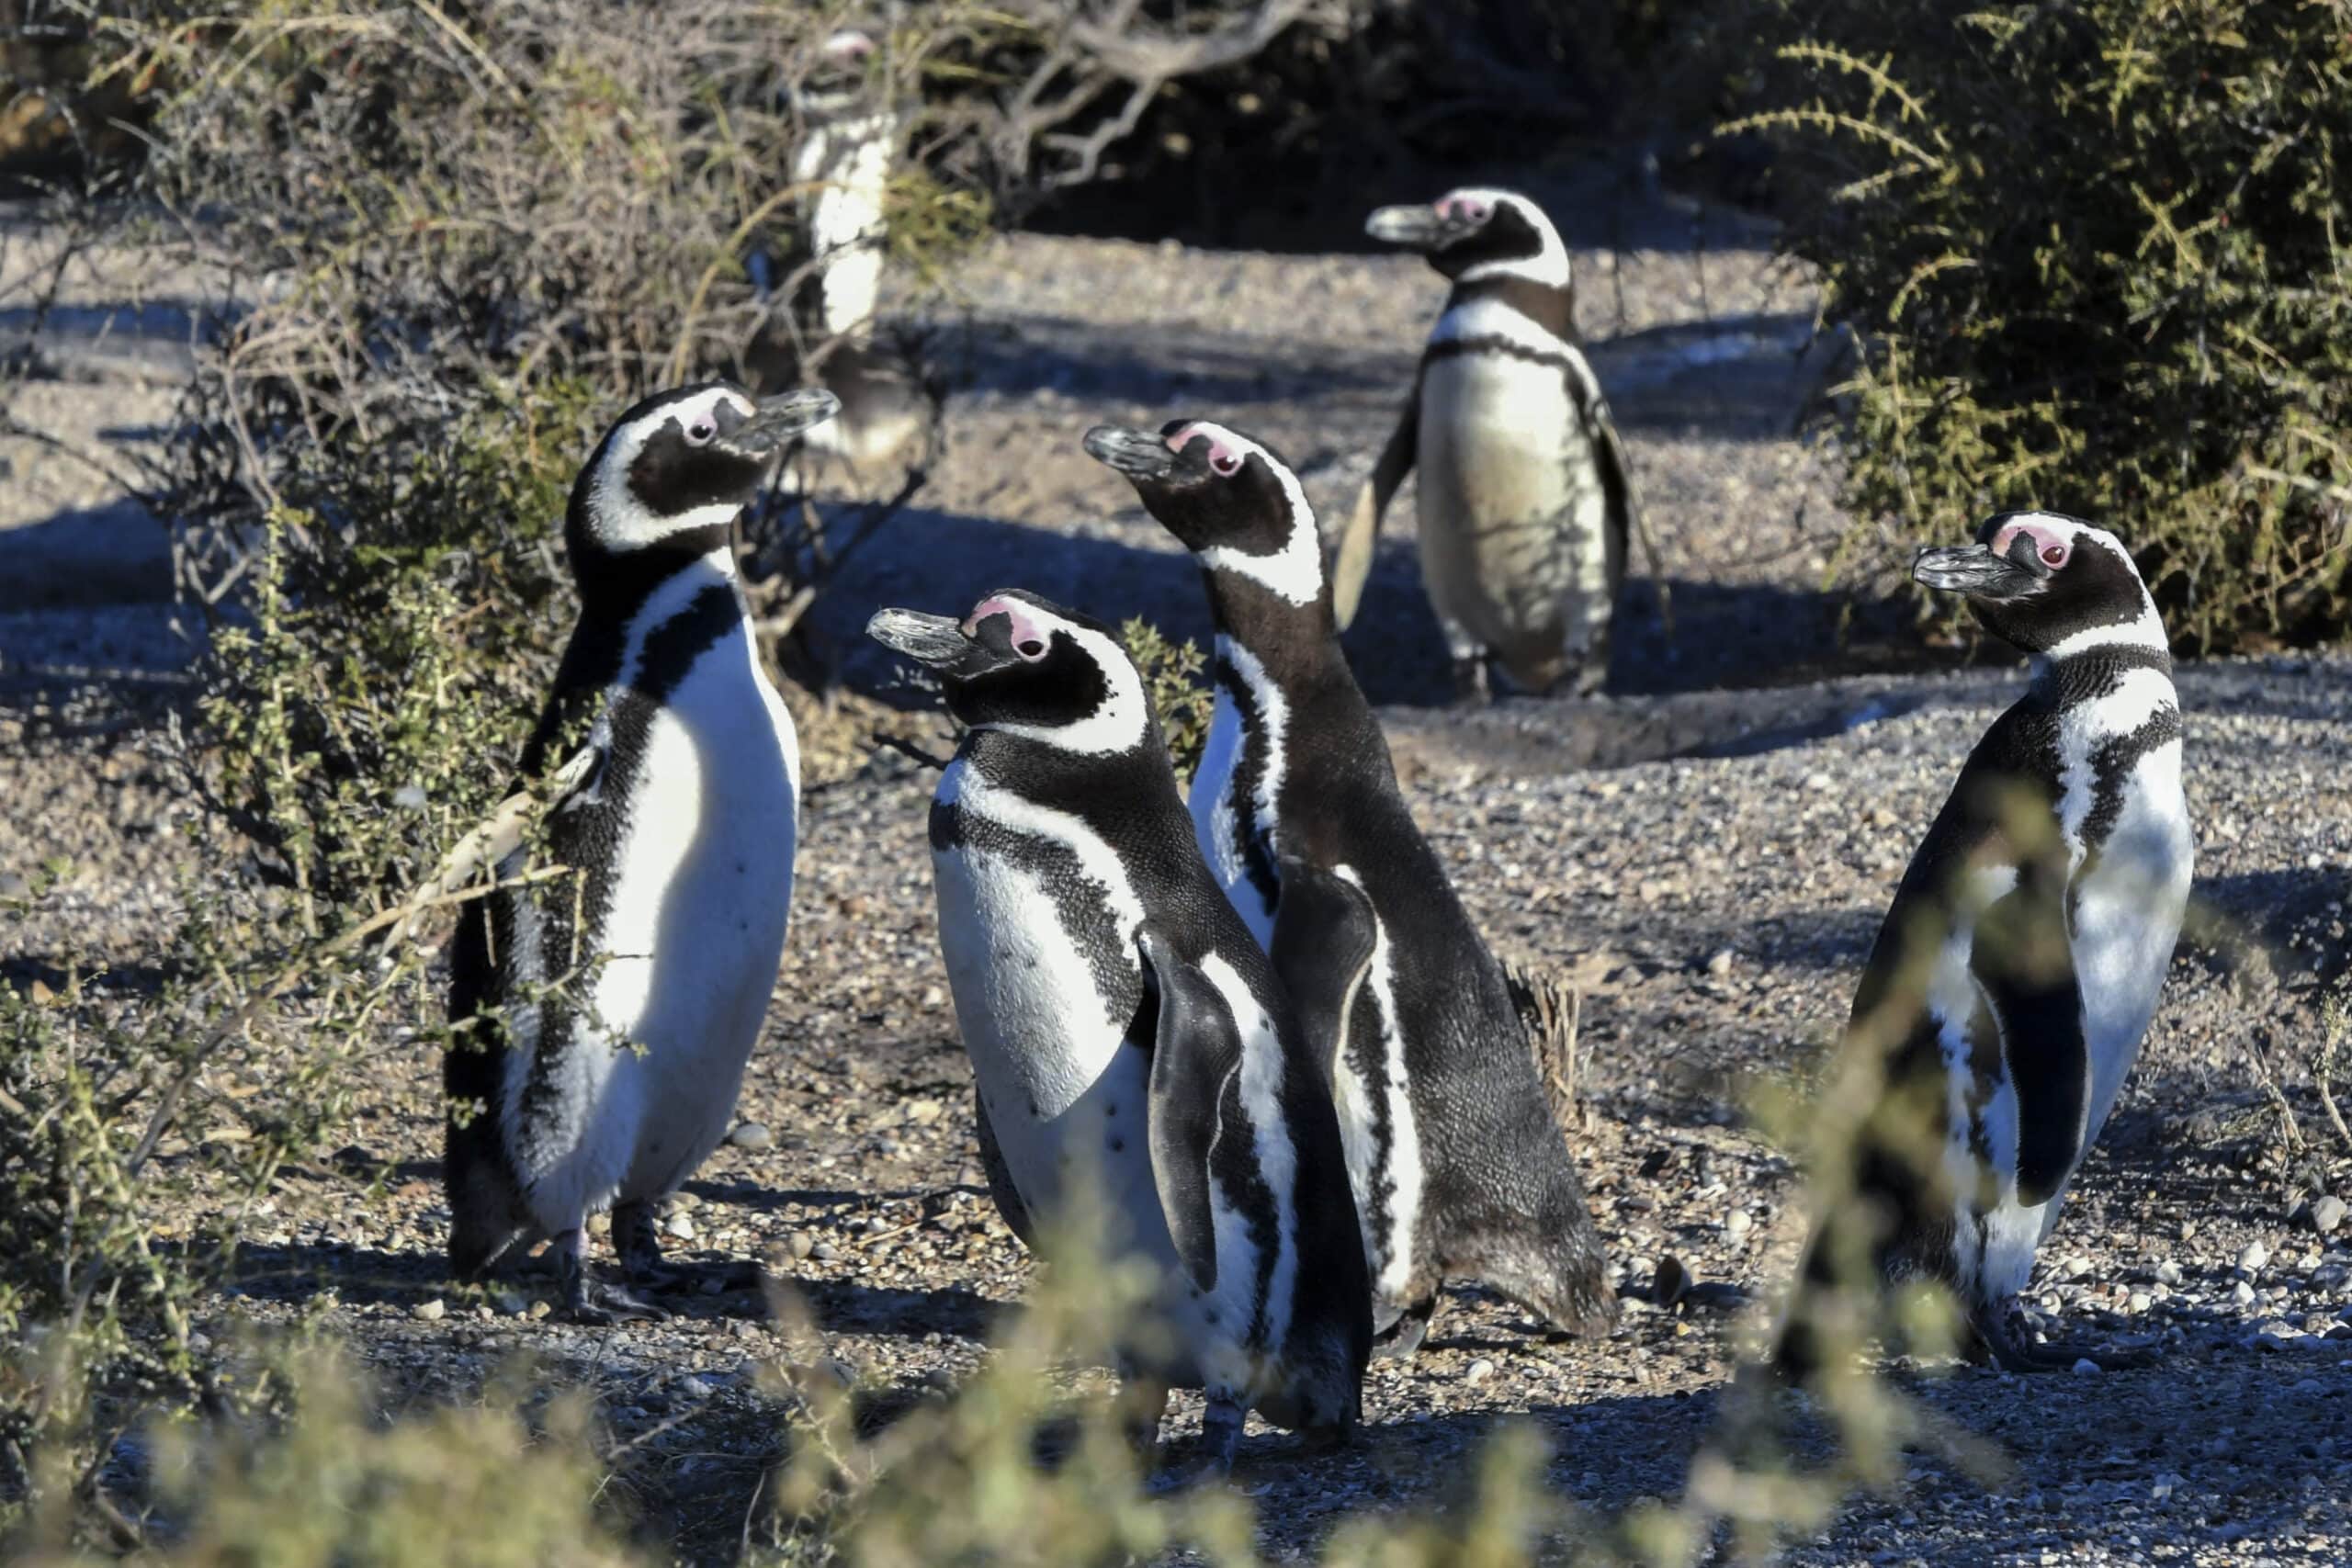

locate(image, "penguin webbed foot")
[[610, 1200, 763, 1298], [1971, 1300, 2160, 1373], [1449, 654, 1492, 706], [552, 1228, 663, 1325], [1148, 1394, 1245, 1493], [1372, 1293, 1439, 1360]]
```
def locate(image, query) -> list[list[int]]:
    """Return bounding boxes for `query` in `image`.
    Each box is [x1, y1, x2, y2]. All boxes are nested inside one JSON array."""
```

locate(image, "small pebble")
[[812, 1241, 842, 1262], [1705, 949, 1734, 977], [2128, 1292, 2152, 1313], [2155, 1259, 2183, 1286], [2311, 1195, 2347, 1236], [2233, 1280, 2258, 1307], [728, 1122, 775, 1151], [1465, 1358, 1496, 1386], [1724, 1210, 1752, 1238], [666, 1212, 695, 1241], [786, 1231, 816, 1261], [2071, 1359, 2099, 1375], [2239, 1240, 2269, 1275], [413, 1298, 446, 1322]]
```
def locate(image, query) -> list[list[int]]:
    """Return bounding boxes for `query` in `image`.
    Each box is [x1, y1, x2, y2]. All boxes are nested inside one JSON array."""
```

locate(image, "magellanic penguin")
[[1340, 187, 1641, 701], [444, 383, 841, 1321], [744, 25, 933, 489], [1085, 419, 1617, 1357], [866, 591, 1371, 1472], [1774, 512, 2193, 1378]]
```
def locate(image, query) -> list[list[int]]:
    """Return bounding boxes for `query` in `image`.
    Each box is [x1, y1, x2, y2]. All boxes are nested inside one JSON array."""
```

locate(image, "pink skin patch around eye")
[[967, 595, 1053, 659], [1991, 519, 2073, 568], [1436, 194, 1491, 223], [1166, 423, 1244, 475]]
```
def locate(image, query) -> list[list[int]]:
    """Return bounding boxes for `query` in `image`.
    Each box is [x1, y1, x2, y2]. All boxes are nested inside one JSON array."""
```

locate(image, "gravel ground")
[[4, 196, 2349, 1564]]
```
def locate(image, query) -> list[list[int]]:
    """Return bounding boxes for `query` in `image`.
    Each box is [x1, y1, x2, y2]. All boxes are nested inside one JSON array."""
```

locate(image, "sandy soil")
[[4, 196, 2349, 1564]]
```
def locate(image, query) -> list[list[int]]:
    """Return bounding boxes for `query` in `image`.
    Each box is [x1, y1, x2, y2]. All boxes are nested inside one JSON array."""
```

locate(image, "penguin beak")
[[724, 388, 842, 456], [1082, 424, 1180, 484], [866, 607, 1024, 680], [865, 608, 971, 668], [1365, 203, 1445, 250], [1912, 540, 2050, 600]]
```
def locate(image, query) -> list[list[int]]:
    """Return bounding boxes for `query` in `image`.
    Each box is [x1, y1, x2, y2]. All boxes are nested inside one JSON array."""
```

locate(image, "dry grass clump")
[[1735, 0, 2352, 652]]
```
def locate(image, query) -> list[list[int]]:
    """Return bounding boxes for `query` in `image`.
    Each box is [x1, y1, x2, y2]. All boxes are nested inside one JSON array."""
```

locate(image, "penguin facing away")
[[444, 383, 840, 1322], [865, 590, 1371, 1472], [745, 25, 932, 487], [1774, 511, 2193, 1378], [1340, 187, 1640, 702], [1085, 418, 1617, 1357]]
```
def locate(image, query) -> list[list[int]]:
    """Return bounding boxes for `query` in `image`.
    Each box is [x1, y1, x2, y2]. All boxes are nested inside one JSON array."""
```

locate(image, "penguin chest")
[[2064, 736, 2192, 1149], [1187, 660, 1283, 947], [930, 794, 1165, 1253], [554, 639, 799, 1208], [1416, 344, 1612, 656]]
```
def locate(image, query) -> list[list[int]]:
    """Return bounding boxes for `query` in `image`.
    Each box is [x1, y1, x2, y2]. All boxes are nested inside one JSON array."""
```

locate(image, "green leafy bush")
[[1736, 0, 2352, 652], [1118, 617, 1215, 786]]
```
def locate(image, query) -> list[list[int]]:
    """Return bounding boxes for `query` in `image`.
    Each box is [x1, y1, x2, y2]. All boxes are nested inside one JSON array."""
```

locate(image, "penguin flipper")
[[973, 1089, 1038, 1249], [1332, 379, 1419, 629], [1267, 858, 1378, 1082], [1973, 880, 2089, 1207], [1136, 925, 1238, 1294], [1571, 359, 1665, 636]]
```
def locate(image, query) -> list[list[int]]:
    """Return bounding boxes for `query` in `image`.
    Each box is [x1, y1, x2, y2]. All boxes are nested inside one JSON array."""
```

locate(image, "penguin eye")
[[1015, 637, 1047, 660], [1461, 198, 1491, 223], [684, 421, 716, 446], [2041, 543, 2068, 567], [1210, 450, 1242, 477]]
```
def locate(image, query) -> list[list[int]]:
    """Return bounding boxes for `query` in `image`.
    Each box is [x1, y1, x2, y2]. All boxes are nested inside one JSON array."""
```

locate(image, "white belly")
[[1417, 354, 1612, 660], [2068, 739, 2193, 1149], [1187, 689, 1274, 944], [931, 817, 1278, 1392], [512, 631, 799, 1231]]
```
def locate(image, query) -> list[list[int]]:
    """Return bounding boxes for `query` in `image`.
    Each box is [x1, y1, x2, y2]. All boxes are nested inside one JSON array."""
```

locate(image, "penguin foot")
[[566, 1279, 665, 1325], [1973, 1302, 2160, 1372], [1373, 1294, 1438, 1360], [629, 1258, 765, 1298], [1450, 654, 1493, 706], [1147, 1395, 1246, 1492], [552, 1226, 662, 1325]]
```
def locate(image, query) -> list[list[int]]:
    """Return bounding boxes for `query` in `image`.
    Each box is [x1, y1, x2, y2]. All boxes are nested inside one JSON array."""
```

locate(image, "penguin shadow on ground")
[[0, 499, 175, 612], [960, 315, 1404, 408]]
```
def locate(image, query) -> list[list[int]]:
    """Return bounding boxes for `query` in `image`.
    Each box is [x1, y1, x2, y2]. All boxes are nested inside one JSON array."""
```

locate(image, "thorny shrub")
[[1736, 0, 2352, 653], [1118, 616, 1215, 786]]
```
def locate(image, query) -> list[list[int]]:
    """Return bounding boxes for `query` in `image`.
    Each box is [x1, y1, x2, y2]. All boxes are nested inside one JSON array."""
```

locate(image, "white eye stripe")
[[1442, 186, 1570, 288], [1172, 421, 1324, 607]]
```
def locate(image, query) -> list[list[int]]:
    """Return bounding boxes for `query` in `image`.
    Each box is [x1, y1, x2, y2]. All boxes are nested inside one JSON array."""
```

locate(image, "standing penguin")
[[866, 590, 1370, 1472], [1775, 512, 2193, 1377], [444, 383, 841, 1321], [745, 25, 932, 487], [1085, 419, 1617, 1356], [1339, 187, 1639, 701]]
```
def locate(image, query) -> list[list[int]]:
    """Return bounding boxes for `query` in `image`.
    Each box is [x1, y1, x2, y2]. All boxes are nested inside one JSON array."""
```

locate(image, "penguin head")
[[567, 383, 838, 562], [1081, 420, 1325, 609], [1365, 188, 1569, 288], [865, 590, 1154, 754], [1913, 511, 2168, 656]]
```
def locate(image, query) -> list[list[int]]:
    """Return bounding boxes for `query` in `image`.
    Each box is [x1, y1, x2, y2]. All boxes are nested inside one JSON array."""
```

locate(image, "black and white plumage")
[[1086, 419, 1616, 1358], [1339, 187, 1639, 701], [746, 26, 930, 486], [1776, 512, 2193, 1378], [444, 382, 839, 1321], [865, 591, 1371, 1473]]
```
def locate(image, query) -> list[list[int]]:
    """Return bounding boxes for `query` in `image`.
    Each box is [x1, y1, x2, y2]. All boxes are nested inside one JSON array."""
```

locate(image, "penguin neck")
[[1442, 274, 1577, 340], [565, 519, 740, 628], [2029, 639, 2175, 713], [1200, 569, 1353, 700]]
